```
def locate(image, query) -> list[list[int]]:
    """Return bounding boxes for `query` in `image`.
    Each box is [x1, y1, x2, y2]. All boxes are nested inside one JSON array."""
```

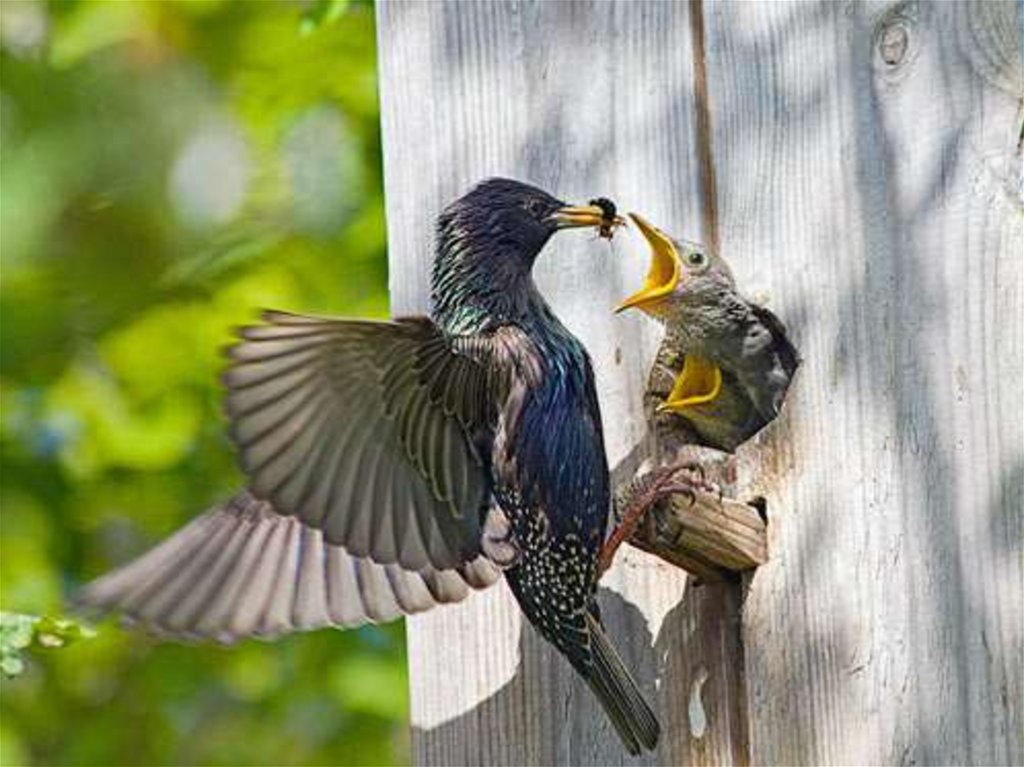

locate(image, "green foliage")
[[300, 0, 355, 36], [0, 1, 406, 765], [1, 612, 95, 678]]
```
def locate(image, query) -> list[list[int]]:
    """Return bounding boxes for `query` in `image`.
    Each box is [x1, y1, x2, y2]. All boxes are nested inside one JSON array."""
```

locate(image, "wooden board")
[[701, 2, 1023, 764], [377, 2, 750, 764], [377, 0, 1023, 764]]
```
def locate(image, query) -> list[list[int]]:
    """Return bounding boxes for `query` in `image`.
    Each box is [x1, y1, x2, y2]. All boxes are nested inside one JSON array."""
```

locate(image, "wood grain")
[[701, 1, 1023, 764], [377, 0, 1023, 764], [629, 491, 768, 580]]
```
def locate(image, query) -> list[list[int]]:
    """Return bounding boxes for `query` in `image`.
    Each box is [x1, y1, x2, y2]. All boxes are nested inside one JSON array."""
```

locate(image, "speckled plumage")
[[433, 179, 658, 753]]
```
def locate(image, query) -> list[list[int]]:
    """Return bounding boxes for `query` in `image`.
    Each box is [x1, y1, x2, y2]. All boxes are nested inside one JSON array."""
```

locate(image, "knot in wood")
[[878, 21, 909, 66], [876, 17, 909, 66]]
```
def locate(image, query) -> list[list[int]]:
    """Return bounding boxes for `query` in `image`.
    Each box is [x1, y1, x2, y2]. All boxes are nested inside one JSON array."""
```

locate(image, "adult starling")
[[618, 213, 800, 453], [79, 179, 659, 754]]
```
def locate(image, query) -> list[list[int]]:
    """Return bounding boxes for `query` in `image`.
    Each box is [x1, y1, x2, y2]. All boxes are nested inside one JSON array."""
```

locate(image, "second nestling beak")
[[615, 212, 681, 313], [549, 202, 626, 233]]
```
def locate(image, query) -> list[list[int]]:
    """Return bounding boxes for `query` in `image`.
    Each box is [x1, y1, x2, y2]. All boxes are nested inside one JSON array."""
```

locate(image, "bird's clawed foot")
[[660, 460, 721, 499], [599, 461, 717, 576]]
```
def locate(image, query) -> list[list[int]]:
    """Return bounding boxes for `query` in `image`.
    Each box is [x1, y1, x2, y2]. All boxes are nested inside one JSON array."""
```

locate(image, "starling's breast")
[[502, 528, 595, 662], [491, 323, 609, 548], [489, 332, 608, 652]]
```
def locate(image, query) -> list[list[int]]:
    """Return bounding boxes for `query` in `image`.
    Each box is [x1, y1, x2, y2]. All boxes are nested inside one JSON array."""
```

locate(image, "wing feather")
[[344, 439, 384, 558], [420, 569, 470, 603], [134, 513, 242, 629], [79, 513, 218, 615], [76, 491, 499, 642], [384, 565, 435, 614], [223, 314, 495, 570], [196, 508, 275, 636], [301, 397, 363, 529], [354, 557, 402, 623], [161, 509, 252, 633], [291, 524, 329, 630]]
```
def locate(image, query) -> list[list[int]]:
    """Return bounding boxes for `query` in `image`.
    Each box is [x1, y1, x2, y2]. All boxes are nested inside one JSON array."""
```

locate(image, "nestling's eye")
[[687, 251, 707, 268]]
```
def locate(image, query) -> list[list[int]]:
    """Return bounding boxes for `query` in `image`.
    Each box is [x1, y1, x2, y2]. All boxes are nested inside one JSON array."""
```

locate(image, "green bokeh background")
[[0, 2, 408, 764]]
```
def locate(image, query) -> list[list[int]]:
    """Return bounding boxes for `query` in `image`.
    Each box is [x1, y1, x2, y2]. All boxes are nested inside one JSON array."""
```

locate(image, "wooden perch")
[[627, 489, 767, 583]]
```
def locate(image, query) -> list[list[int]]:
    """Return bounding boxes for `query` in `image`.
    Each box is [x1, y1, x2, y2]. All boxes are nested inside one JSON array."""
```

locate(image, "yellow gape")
[[658, 354, 722, 412]]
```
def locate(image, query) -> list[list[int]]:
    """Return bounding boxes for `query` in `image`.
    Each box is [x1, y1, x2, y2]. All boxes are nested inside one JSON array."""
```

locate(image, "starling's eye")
[[687, 251, 707, 269], [525, 198, 545, 217]]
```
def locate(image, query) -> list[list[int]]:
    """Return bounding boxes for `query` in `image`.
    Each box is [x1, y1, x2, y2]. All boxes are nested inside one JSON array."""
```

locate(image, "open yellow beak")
[[548, 204, 625, 230], [616, 212, 681, 313]]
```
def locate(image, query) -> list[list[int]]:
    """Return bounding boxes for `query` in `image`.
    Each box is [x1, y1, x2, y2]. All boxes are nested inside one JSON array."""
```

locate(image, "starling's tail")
[[583, 613, 661, 754]]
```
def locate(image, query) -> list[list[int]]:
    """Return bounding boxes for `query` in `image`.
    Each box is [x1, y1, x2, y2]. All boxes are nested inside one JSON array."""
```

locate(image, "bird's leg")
[[664, 459, 722, 498], [599, 462, 710, 576]]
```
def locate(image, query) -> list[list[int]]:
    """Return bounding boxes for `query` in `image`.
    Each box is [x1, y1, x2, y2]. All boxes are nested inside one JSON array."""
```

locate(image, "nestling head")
[[616, 212, 734, 318]]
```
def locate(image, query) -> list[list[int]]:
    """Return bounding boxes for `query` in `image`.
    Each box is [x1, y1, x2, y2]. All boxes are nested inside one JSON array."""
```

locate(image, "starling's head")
[[616, 212, 734, 318], [438, 178, 621, 267], [433, 178, 623, 327]]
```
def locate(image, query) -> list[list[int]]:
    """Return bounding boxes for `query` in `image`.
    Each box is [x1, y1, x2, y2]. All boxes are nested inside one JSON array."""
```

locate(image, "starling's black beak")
[[616, 212, 682, 313], [548, 204, 626, 231]]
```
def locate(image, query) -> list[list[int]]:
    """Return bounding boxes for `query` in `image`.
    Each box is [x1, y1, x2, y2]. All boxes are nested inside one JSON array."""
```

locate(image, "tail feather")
[[584, 613, 661, 754]]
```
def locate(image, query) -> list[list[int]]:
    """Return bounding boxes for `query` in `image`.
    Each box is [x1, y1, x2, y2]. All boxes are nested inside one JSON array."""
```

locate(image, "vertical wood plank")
[[379, 1, 1022, 764], [700, 1, 1023, 764], [377, 2, 751, 764]]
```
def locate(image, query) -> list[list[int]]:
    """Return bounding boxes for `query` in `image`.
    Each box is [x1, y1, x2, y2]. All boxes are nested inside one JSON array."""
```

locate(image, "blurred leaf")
[[34, 615, 96, 648], [48, 2, 152, 68], [0, 1, 397, 763], [0, 491, 62, 611], [330, 655, 408, 719], [0, 719, 29, 767], [0, 613, 35, 676], [47, 362, 203, 476], [221, 649, 281, 701], [0, 612, 94, 678], [299, 0, 353, 36]]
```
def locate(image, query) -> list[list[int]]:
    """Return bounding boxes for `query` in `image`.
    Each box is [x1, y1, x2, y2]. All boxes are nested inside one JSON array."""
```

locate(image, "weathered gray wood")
[[377, 2, 750, 765], [701, 2, 1023, 765], [378, 0, 1023, 765]]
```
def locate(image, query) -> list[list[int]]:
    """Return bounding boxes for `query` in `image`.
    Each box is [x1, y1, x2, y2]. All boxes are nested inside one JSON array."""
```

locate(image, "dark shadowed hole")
[[747, 495, 768, 525]]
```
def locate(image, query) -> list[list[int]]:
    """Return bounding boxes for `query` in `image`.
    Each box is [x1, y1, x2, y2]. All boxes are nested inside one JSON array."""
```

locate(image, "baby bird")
[[618, 213, 800, 453]]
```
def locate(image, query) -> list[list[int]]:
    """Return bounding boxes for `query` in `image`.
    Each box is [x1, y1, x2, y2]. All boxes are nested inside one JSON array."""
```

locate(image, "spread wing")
[[76, 491, 501, 643], [223, 311, 496, 571]]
